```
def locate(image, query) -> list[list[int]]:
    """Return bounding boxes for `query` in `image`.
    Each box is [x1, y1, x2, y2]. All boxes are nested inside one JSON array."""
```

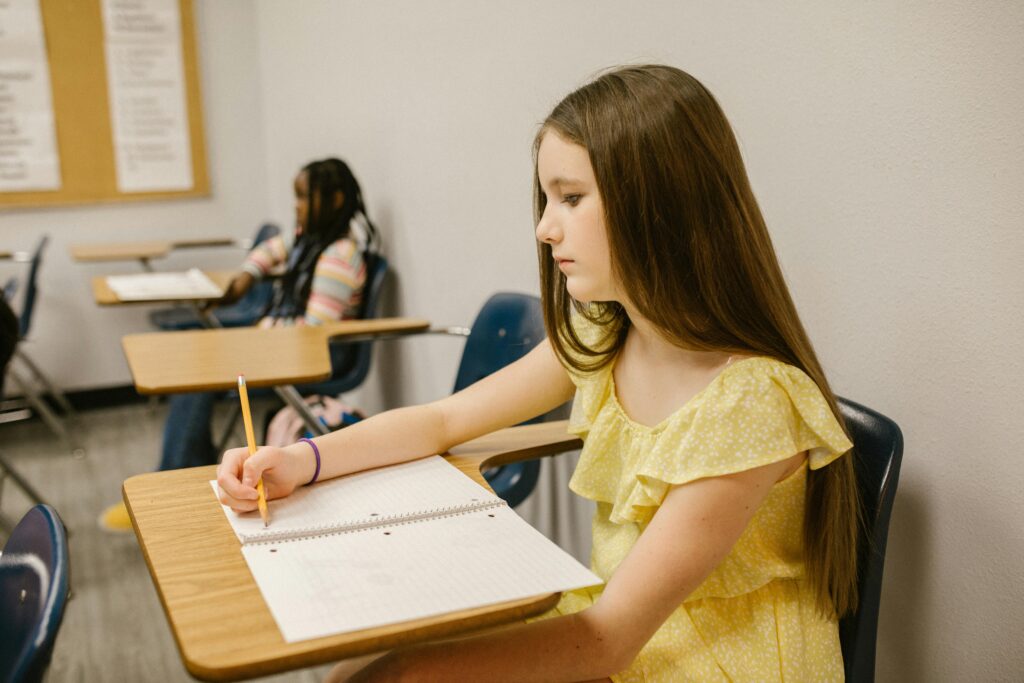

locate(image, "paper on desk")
[[210, 455, 603, 642], [106, 268, 223, 301], [212, 456, 504, 544]]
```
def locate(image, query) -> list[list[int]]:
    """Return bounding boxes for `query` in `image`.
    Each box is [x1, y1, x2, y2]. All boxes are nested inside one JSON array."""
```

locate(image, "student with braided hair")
[[221, 157, 379, 326], [100, 158, 379, 532]]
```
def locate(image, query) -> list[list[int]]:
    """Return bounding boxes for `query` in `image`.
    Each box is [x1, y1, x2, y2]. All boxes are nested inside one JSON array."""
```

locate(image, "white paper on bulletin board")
[[101, 0, 193, 193], [0, 0, 62, 192]]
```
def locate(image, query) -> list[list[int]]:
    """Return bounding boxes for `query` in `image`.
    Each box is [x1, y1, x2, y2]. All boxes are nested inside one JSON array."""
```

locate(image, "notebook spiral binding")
[[240, 498, 509, 546]]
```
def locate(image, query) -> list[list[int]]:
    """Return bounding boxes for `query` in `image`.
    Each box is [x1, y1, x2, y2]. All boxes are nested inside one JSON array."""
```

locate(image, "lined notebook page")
[[215, 456, 501, 543], [212, 455, 602, 642], [243, 504, 602, 642], [106, 268, 223, 300]]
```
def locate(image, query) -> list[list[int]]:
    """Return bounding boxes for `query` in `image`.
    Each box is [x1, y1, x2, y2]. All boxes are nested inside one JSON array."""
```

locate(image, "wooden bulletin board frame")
[[2, 0, 209, 208]]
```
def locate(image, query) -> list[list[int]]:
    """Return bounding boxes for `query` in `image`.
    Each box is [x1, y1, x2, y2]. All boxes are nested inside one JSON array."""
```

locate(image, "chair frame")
[[837, 397, 904, 682], [2, 236, 83, 455]]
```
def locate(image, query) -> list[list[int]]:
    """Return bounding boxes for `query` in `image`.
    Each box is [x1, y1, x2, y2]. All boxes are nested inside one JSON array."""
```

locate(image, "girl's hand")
[[212, 272, 255, 308], [216, 444, 310, 512]]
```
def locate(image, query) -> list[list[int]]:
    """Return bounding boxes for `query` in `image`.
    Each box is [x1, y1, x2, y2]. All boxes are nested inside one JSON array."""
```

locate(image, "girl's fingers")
[[216, 448, 255, 501], [241, 446, 282, 488], [219, 489, 258, 513]]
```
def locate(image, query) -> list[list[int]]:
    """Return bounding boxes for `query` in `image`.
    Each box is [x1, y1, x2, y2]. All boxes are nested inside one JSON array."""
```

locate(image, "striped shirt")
[[242, 234, 366, 327]]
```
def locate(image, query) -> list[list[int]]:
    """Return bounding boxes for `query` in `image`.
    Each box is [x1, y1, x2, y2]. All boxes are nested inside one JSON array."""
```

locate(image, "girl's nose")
[[535, 208, 561, 245]]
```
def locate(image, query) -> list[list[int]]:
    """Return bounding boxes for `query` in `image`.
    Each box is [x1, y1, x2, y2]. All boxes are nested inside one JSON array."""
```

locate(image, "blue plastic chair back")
[[0, 504, 70, 683], [452, 292, 548, 507], [836, 397, 904, 683], [250, 222, 281, 247], [2, 277, 16, 303], [16, 236, 49, 339], [149, 224, 282, 330], [298, 252, 388, 396]]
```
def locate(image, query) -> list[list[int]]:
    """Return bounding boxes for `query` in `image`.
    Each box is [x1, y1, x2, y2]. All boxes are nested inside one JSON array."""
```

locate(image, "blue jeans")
[[159, 392, 221, 471]]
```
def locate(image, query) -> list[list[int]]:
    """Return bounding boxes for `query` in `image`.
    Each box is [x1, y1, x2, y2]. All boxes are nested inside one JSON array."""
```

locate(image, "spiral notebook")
[[213, 455, 602, 643]]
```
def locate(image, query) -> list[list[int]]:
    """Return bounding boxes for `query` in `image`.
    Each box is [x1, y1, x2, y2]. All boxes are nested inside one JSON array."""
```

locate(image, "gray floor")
[[1, 400, 593, 682], [0, 400, 331, 683]]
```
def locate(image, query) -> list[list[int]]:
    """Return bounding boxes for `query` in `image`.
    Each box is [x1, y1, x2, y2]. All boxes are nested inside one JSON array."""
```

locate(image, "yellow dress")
[[543, 323, 854, 682]]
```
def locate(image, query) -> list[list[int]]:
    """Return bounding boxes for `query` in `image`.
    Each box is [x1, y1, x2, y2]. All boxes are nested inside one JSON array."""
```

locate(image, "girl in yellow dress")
[[216, 64, 860, 682]]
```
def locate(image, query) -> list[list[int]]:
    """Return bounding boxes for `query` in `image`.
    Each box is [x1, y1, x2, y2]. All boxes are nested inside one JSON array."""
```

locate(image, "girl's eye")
[[562, 194, 581, 207]]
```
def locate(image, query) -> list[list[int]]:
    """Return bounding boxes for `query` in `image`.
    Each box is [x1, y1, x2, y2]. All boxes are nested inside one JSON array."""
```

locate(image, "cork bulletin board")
[[1, 0, 208, 208]]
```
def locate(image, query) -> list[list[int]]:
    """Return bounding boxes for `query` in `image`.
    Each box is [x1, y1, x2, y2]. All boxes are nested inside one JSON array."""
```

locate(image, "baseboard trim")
[[3, 384, 150, 415], [67, 384, 150, 411]]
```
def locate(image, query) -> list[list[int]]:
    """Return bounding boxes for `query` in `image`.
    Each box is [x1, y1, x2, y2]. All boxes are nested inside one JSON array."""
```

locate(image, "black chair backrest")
[[0, 296, 18, 398], [0, 504, 70, 683], [452, 292, 548, 507], [836, 397, 904, 682], [304, 252, 389, 396], [18, 236, 49, 339]]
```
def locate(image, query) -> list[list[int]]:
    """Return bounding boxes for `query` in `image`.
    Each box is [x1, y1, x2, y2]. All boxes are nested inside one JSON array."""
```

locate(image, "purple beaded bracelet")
[[299, 438, 321, 485]]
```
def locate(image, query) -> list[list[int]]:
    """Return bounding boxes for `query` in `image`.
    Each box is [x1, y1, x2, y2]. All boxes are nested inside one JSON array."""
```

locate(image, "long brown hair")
[[534, 65, 861, 617]]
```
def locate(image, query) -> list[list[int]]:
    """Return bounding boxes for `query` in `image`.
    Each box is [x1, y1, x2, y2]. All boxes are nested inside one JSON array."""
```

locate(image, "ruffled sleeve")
[[571, 357, 853, 526]]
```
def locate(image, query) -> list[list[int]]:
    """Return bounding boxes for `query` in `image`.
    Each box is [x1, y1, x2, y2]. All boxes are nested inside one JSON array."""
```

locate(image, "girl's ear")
[[333, 190, 345, 210]]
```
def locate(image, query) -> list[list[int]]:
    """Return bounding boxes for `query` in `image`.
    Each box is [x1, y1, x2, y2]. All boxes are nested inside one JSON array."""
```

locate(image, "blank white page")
[[214, 456, 501, 544], [106, 268, 223, 300], [242, 504, 602, 642]]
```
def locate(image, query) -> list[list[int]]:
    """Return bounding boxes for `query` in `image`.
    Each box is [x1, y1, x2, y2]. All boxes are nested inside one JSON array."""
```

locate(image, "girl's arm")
[[242, 234, 288, 280], [217, 338, 575, 510], [216, 235, 289, 308], [344, 453, 805, 683]]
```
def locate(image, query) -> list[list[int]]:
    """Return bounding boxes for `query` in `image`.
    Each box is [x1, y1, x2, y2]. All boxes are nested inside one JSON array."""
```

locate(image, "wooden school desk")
[[90, 269, 236, 329], [123, 420, 584, 681], [120, 318, 430, 433], [70, 237, 244, 271], [90, 270, 237, 306]]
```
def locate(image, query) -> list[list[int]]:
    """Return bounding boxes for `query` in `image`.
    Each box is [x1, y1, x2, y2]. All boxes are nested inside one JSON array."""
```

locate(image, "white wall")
[[3, 1, 1022, 679], [252, 2, 1024, 680], [0, 1, 269, 390]]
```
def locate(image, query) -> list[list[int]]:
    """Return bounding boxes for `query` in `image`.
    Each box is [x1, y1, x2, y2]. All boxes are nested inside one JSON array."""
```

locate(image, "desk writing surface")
[[71, 237, 242, 263], [123, 421, 584, 681], [72, 241, 175, 262], [121, 318, 430, 394], [91, 270, 237, 305]]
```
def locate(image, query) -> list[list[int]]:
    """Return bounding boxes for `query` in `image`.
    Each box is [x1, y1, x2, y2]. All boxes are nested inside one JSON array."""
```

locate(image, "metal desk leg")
[[195, 303, 223, 329], [273, 385, 329, 437]]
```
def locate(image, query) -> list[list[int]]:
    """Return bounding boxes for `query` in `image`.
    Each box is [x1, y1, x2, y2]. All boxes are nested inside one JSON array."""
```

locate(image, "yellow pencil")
[[237, 374, 269, 527]]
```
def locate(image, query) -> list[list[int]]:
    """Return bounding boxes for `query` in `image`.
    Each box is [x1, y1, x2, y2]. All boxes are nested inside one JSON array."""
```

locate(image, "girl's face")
[[535, 131, 618, 303], [293, 170, 310, 235]]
